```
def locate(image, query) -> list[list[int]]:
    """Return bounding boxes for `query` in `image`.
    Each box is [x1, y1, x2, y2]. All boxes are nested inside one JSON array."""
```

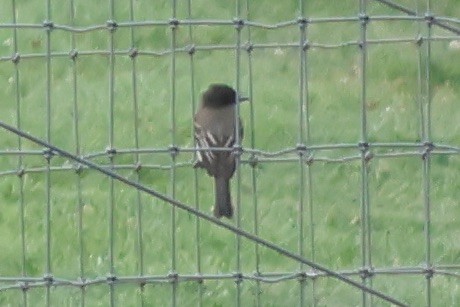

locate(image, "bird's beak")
[[238, 96, 249, 103]]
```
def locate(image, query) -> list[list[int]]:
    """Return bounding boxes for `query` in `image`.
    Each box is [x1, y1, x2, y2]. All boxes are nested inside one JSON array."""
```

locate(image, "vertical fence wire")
[[297, 0, 308, 305], [298, 0, 317, 305], [415, 11, 427, 302], [234, 1, 244, 306], [416, 1, 427, 143], [128, 1, 145, 306], [44, 0, 52, 305], [68, 0, 86, 306], [11, 0, 27, 305], [185, 0, 203, 305], [185, 0, 204, 305], [415, 0, 434, 306], [1, 1, 460, 306], [423, 0, 433, 306], [107, 0, 116, 305], [358, 1, 373, 306], [243, 0, 261, 305], [169, 1, 178, 306]]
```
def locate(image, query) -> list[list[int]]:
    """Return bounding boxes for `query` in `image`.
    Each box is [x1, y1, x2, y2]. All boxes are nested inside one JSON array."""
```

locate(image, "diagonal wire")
[[0, 120, 409, 307], [373, 0, 460, 35]]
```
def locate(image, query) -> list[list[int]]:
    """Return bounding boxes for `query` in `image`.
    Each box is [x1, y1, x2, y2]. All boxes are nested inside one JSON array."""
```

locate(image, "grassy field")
[[0, 0, 459, 306]]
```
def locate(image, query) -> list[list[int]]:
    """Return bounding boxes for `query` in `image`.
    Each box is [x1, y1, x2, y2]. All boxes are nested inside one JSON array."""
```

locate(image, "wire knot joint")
[[169, 18, 179, 29], [106, 274, 117, 284], [129, 47, 138, 58], [168, 271, 179, 283], [106, 147, 117, 158], [12, 52, 20, 64], [43, 20, 54, 31], [169, 145, 179, 158], [43, 273, 54, 285], [106, 20, 118, 32], [358, 14, 370, 25], [424, 13, 435, 25], [245, 42, 254, 53], [424, 266, 434, 279], [17, 167, 25, 177], [359, 267, 374, 279], [233, 18, 245, 30], [69, 49, 78, 60], [43, 148, 55, 161], [186, 44, 196, 55], [74, 163, 83, 174], [233, 272, 243, 284], [422, 141, 433, 160], [296, 143, 308, 156], [297, 271, 307, 283], [297, 16, 309, 28], [19, 282, 29, 292], [248, 154, 258, 168], [232, 145, 244, 157]]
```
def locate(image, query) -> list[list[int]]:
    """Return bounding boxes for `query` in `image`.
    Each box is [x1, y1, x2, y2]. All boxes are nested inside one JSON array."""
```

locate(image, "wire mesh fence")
[[0, 0, 459, 306]]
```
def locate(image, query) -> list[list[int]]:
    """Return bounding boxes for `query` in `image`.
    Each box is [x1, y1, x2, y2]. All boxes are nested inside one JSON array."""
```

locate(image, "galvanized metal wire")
[[0, 0, 459, 306]]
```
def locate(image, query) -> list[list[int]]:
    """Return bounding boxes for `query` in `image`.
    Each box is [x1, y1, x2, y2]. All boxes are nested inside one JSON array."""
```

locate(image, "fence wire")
[[0, 0, 459, 306]]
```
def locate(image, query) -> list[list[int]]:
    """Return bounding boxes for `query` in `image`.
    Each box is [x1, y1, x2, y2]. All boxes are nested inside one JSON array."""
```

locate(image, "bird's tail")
[[214, 177, 233, 218]]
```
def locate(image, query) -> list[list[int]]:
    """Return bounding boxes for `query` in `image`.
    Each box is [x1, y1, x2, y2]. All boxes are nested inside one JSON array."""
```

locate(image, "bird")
[[193, 84, 245, 218]]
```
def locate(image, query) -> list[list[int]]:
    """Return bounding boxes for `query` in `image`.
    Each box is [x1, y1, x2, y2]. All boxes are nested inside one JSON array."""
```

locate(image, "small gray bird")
[[194, 84, 245, 218]]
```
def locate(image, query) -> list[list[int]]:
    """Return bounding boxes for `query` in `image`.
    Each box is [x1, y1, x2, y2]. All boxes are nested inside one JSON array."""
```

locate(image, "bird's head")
[[202, 84, 247, 108]]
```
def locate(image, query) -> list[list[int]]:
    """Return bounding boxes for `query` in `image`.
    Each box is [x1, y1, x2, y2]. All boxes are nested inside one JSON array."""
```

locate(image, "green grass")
[[1, 0, 460, 306]]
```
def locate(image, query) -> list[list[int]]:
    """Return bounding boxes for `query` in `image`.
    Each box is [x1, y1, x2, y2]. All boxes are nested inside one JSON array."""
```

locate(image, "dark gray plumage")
[[193, 84, 244, 218]]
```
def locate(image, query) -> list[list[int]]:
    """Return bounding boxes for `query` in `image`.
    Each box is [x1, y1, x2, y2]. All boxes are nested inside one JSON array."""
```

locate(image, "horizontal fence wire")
[[0, 0, 459, 306], [0, 119, 410, 307], [0, 144, 458, 178], [1, 265, 460, 289]]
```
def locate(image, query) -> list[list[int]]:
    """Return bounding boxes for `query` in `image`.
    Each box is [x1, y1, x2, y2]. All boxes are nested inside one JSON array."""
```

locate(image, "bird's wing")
[[194, 121, 236, 178]]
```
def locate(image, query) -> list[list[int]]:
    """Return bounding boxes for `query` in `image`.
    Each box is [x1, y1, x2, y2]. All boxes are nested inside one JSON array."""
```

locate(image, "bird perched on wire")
[[193, 84, 246, 218]]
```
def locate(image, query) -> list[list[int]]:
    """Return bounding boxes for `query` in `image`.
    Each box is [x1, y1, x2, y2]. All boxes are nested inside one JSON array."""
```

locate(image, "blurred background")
[[0, 0, 459, 306]]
